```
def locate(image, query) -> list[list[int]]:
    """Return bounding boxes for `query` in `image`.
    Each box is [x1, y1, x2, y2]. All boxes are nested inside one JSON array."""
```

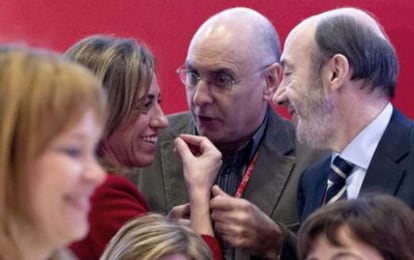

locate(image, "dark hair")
[[314, 14, 398, 98], [298, 194, 414, 260]]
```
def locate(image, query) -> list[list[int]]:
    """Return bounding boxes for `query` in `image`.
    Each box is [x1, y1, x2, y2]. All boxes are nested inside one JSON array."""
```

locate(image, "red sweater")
[[70, 174, 221, 260]]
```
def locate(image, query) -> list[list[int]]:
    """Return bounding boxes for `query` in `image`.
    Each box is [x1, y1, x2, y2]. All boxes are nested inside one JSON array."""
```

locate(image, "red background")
[[1, 0, 412, 118]]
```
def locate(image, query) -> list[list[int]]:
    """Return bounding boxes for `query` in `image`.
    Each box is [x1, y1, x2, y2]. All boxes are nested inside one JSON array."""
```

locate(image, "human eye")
[[283, 70, 292, 77], [59, 146, 83, 158], [141, 100, 152, 113], [282, 69, 293, 84], [186, 70, 200, 87], [140, 95, 158, 114], [213, 72, 234, 89]]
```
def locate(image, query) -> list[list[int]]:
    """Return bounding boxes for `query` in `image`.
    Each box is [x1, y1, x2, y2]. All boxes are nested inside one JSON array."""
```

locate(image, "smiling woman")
[[65, 35, 171, 259], [65, 35, 222, 260], [0, 46, 107, 260]]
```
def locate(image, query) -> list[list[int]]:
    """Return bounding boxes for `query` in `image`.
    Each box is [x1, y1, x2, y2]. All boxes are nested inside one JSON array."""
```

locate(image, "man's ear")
[[323, 54, 350, 91], [263, 63, 282, 100]]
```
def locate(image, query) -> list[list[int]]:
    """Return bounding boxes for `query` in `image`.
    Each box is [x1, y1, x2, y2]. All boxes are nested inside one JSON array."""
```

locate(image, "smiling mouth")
[[65, 194, 91, 212], [142, 136, 157, 144]]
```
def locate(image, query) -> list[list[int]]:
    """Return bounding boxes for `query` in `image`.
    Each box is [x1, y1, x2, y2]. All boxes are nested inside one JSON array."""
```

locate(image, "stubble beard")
[[296, 84, 335, 150]]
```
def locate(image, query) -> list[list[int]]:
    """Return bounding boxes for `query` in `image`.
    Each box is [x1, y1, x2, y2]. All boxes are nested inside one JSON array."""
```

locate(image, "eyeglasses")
[[176, 63, 274, 92]]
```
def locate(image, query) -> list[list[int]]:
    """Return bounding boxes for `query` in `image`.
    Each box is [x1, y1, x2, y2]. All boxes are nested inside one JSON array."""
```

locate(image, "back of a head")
[[190, 7, 281, 65], [101, 213, 211, 260], [298, 194, 414, 260], [0, 45, 106, 257], [65, 35, 155, 138], [313, 7, 398, 98]]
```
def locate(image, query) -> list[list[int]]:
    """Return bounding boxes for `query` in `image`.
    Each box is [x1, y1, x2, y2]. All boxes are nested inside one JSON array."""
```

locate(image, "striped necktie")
[[323, 156, 354, 205]]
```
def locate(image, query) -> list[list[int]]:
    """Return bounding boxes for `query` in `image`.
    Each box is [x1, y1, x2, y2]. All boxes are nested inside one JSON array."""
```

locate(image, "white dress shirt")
[[332, 103, 393, 198]]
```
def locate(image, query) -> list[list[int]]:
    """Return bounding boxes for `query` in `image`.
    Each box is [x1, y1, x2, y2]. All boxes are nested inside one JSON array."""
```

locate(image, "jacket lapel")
[[361, 109, 411, 194], [160, 113, 194, 210], [243, 108, 296, 216], [299, 156, 331, 221]]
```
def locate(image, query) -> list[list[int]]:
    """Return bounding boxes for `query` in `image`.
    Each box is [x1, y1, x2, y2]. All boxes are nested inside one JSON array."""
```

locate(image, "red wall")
[[1, 0, 412, 118]]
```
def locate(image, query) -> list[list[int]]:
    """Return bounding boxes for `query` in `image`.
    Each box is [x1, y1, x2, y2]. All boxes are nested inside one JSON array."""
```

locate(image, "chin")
[[59, 222, 89, 245], [134, 156, 154, 168]]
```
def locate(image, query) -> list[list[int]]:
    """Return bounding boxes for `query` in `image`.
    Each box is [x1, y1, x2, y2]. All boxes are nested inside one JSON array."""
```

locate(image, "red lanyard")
[[234, 153, 258, 198]]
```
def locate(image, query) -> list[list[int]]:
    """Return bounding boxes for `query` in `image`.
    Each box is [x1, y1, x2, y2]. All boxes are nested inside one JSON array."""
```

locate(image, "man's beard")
[[296, 79, 335, 150]]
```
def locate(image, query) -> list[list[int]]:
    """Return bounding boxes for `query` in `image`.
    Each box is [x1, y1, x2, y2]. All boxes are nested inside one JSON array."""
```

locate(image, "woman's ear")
[[263, 63, 282, 100]]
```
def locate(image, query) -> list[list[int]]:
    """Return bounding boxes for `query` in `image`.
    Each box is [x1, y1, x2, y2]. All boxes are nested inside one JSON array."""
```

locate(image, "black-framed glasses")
[[176, 63, 274, 92]]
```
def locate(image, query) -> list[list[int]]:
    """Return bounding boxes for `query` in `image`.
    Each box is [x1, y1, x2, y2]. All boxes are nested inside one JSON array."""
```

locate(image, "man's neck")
[[332, 94, 389, 152], [215, 137, 253, 158], [216, 115, 268, 158]]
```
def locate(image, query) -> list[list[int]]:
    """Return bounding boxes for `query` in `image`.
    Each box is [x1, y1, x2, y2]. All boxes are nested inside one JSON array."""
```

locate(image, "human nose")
[[272, 82, 289, 107], [191, 79, 213, 106], [83, 157, 105, 186], [150, 103, 169, 129]]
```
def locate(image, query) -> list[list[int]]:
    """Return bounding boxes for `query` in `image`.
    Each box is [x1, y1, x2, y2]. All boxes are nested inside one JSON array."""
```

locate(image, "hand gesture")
[[210, 185, 283, 258], [175, 134, 222, 197], [174, 134, 222, 236]]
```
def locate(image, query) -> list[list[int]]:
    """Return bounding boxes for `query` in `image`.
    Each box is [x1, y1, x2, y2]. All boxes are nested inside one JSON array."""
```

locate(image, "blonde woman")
[[66, 35, 222, 259], [0, 46, 106, 259], [101, 213, 211, 260]]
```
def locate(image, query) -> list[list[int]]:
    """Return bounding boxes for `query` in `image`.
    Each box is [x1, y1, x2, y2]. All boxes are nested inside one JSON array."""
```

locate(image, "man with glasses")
[[137, 7, 323, 260]]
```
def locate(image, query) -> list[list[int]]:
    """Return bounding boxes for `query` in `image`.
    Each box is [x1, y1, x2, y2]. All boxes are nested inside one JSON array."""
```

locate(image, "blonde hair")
[[0, 46, 106, 259], [101, 214, 212, 260], [65, 35, 155, 140]]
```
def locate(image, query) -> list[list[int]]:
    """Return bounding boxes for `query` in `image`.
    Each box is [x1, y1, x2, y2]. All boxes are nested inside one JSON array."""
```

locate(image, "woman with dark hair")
[[298, 194, 414, 260]]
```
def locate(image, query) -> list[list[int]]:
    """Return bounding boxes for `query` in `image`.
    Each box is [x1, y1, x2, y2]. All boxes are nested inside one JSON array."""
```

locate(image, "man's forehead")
[[186, 42, 252, 72], [184, 58, 241, 74], [283, 19, 317, 55]]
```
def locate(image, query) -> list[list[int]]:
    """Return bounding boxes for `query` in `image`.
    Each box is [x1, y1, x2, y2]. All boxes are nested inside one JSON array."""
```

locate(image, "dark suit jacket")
[[299, 109, 414, 222], [135, 106, 325, 260]]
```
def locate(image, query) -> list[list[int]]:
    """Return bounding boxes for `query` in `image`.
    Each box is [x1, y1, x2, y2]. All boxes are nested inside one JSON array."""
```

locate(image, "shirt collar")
[[336, 103, 393, 169], [249, 112, 268, 159]]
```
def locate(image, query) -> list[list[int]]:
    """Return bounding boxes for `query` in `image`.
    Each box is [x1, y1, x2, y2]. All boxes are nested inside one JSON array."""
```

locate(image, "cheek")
[[110, 115, 149, 144], [286, 88, 298, 105], [130, 114, 150, 136], [186, 89, 195, 105], [26, 158, 78, 222]]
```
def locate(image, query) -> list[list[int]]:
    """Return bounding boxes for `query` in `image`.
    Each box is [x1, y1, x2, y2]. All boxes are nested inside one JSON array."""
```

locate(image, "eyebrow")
[[60, 132, 95, 143], [280, 59, 289, 69], [333, 252, 363, 259], [185, 61, 235, 75], [306, 252, 363, 260]]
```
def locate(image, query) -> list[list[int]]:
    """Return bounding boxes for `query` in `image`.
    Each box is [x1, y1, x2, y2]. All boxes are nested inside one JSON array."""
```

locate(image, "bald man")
[[137, 7, 322, 260], [274, 7, 414, 222]]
